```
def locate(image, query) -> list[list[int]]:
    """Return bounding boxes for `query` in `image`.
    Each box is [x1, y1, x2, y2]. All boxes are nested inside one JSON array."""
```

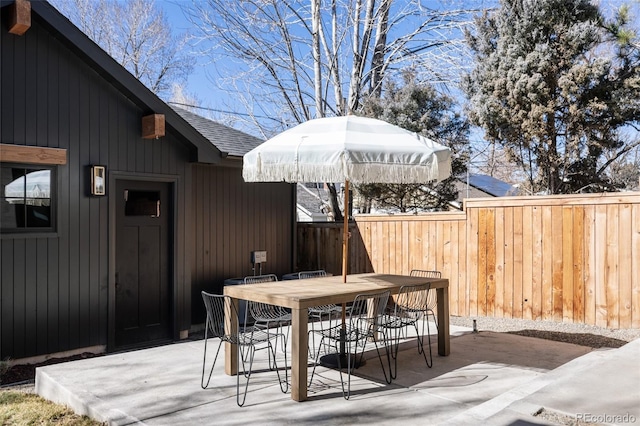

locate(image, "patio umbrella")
[[243, 115, 452, 282]]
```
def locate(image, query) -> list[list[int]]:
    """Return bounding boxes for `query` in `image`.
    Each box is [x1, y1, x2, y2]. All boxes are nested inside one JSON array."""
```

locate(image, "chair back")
[[298, 270, 327, 279], [348, 290, 390, 336], [244, 274, 278, 284], [243, 274, 288, 322], [409, 269, 441, 278], [394, 284, 430, 319], [201, 291, 237, 339], [409, 270, 440, 310]]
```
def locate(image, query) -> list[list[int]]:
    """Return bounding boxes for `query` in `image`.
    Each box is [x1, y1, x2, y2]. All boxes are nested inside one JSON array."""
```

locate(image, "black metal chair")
[[295, 270, 342, 359], [243, 274, 291, 368], [200, 291, 288, 406], [309, 290, 392, 400], [380, 283, 433, 380], [410, 269, 441, 330]]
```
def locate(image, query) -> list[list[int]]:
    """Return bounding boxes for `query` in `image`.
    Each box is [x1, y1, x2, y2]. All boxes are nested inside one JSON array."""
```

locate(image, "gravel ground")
[[450, 315, 640, 348]]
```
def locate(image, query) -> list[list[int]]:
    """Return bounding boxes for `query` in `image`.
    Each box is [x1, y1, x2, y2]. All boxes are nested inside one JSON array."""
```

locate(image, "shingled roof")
[[171, 106, 264, 158]]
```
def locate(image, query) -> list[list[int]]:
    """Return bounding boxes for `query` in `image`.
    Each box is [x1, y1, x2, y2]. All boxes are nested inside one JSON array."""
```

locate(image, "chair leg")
[[308, 314, 321, 360], [308, 334, 326, 387], [201, 327, 224, 389], [335, 338, 351, 400], [236, 344, 255, 407], [387, 326, 401, 380], [308, 311, 335, 360], [268, 334, 289, 393], [267, 322, 290, 371], [281, 322, 290, 355], [372, 330, 392, 385], [417, 317, 433, 368], [428, 309, 438, 331]]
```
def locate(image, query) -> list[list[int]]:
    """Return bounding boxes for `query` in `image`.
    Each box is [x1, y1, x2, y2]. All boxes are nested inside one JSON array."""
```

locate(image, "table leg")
[[291, 307, 308, 401], [436, 286, 450, 356], [224, 297, 239, 375]]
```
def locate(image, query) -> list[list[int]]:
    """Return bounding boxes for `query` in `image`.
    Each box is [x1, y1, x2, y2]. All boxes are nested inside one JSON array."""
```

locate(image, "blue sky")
[[160, 1, 225, 114], [157, 0, 486, 136], [158, 0, 640, 124], [158, 0, 640, 154]]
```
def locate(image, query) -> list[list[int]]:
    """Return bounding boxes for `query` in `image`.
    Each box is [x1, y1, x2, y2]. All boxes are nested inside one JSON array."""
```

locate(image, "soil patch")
[[1, 353, 103, 387]]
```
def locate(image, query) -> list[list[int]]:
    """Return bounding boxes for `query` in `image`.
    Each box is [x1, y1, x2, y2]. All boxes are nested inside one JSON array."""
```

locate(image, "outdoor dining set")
[[209, 113, 453, 406], [200, 270, 450, 406]]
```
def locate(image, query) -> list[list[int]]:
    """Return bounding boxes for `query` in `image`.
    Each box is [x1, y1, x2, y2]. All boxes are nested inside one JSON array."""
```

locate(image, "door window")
[[124, 190, 160, 217]]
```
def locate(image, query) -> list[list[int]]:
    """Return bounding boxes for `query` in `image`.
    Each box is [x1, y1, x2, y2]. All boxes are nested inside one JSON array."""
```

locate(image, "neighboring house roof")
[[15, 0, 222, 164], [171, 106, 264, 158], [460, 173, 520, 198], [297, 183, 329, 212]]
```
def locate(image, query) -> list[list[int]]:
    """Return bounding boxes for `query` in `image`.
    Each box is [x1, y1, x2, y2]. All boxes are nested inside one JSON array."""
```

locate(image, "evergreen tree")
[[358, 74, 470, 212], [464, 0, 640, 194]]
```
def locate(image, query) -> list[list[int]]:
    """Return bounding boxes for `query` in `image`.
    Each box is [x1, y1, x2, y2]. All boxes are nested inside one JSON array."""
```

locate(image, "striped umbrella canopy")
[[243, 115, 452, 282]]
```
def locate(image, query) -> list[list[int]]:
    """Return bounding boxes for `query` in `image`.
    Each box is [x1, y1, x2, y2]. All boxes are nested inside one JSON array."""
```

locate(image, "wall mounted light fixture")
[[91, 165, 106, 196]]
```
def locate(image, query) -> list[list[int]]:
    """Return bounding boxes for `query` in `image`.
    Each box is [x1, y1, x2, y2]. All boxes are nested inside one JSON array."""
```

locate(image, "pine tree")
[[464, 0, 640, 194], [358, 74, 470, 212]]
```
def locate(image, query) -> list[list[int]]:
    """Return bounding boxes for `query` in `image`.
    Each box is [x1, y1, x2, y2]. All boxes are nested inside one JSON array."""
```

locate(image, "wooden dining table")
[[223, 272, 450, 402]]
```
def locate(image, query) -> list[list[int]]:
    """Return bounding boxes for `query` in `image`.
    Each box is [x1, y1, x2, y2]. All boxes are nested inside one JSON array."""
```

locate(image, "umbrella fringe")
[[243, 161, 450, 185]]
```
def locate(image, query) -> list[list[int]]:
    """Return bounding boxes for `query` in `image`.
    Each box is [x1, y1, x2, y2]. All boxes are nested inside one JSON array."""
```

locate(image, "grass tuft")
[[0, 390, 105, 425], [0, 359, 10, 378]]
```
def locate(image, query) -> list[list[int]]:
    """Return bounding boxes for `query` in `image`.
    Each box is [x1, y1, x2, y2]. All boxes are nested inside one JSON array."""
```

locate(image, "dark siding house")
[[0, 0, 295, 361]]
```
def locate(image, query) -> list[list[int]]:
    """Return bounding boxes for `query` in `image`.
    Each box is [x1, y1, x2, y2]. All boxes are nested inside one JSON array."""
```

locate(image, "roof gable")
[[7, 0, 222, 164]]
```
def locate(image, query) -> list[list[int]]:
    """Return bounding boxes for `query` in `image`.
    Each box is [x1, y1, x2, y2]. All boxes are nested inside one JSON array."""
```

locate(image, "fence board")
[[594, 205, 608, 327], [429, 221, 438, 271], [522, 206, 533, 320], [477, 209, 488, 316], [467, 207, 478, 316], [633, 204, 640, 328], [542, 206, 554, 317], [551, 206, 563, 321], [573, 207, 585, 324], [494, 208, 505, 318], [300, 193, 640, 329], [402, 221, 410, 274], [531, 206, 543, 320], [486, 209, 496, 317], [503, 207, 514, 318], [606, 205, 619, 328], [562, 206, 574, 322], [513, 207, 524, 319], [457, 220, 468, 316], [619, 204, 632, 328], [584, 205, 597, 326], [450, 221, 460, 316]]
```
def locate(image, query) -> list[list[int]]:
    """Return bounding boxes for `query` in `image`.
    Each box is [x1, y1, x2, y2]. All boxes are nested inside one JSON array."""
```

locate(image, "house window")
[[0, 164, 55, 232]]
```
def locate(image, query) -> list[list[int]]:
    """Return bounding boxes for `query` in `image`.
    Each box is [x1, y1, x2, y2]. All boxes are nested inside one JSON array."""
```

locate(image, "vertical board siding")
[[189, 164, 295, 324], [1, 18, 192, 359], [298, 193, 640, 329]]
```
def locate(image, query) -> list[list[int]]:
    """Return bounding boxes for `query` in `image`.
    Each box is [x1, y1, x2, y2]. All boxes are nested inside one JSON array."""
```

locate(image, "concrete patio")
[[35, 323, 640, 425]]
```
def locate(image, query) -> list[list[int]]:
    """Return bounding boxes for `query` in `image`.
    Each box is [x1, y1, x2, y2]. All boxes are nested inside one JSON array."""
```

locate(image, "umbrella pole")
[[340, 180, 349, 357], [342, 180, 349, 284], [321, 181, 361, 369]]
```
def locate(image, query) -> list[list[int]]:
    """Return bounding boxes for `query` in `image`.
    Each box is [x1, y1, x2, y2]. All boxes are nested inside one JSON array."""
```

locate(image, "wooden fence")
[[296, 192, 640, 329]]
